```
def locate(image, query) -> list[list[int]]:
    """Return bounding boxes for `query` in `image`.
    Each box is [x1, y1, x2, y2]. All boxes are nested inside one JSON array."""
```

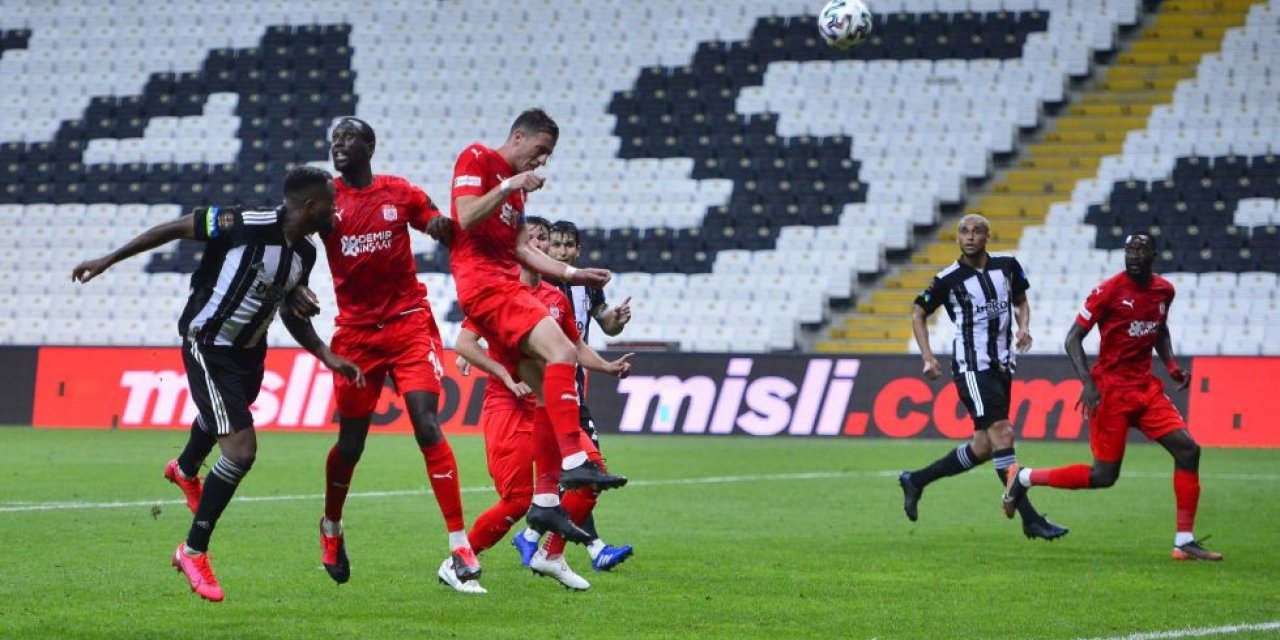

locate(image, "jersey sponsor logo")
[[339, 230, 394, 257], [382, 204, 397, 221], [976, 299, 1010, 318], [1128, 320, 1160, 337], [454, 175, 481, 188]]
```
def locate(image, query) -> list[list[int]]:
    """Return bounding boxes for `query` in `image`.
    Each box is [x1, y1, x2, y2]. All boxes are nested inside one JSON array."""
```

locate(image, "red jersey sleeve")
[[451, 145, 488, 203], [405, 182, 440, 232], [1076, 279, 1112, 330]]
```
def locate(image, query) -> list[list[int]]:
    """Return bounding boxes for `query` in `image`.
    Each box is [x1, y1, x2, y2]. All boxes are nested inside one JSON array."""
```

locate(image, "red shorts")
[[1089, 375, 1186, 463], [482, 405, 535, 501], [330, 308, 444, 418], [458, 279, 547, 354]]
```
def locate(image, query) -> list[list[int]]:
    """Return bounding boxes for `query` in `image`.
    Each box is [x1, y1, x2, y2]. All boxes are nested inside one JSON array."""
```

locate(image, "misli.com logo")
[[615, 358, 860, 436]]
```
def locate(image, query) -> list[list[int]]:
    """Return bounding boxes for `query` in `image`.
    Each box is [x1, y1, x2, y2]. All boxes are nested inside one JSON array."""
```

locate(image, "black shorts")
[[183, 339, 266, 436], [953, 368, 1012, 431]]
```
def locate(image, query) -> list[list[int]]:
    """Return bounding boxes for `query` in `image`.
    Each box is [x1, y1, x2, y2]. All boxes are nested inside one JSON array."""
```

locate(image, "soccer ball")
[[818, 0, 873, 50]]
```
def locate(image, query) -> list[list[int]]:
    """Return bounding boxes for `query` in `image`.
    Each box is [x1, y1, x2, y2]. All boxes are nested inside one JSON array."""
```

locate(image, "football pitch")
[[1, 428, 1277, 640]]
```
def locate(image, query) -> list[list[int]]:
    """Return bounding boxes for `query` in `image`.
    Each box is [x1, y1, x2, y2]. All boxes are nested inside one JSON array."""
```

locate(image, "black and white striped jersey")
[[178, 206, 316, 348], [914, 253, 1029, 376]]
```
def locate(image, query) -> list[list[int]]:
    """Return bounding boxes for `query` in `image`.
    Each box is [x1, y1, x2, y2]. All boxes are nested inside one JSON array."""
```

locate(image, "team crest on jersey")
[[549, 305, 561, 320], [500, 203, 518, 226], [382, 204, 397, 221]]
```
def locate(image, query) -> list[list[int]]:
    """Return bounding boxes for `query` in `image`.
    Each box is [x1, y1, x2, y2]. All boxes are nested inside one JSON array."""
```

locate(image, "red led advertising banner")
[[27, 348, 1280, 447]]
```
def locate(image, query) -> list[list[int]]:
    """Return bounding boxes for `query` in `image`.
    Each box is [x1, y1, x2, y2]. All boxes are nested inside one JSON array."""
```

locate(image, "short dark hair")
[[283, 165, 333, 201], [510, 108, 559, 142], [331, 116, 376, 147], [549, 220, 580, 246], [526, 215, 551, 235]]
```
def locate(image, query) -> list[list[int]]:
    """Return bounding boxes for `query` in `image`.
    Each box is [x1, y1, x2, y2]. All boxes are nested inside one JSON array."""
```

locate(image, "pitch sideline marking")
[[1079, 620, 1280, 640], [1, 468, 1277, 514]]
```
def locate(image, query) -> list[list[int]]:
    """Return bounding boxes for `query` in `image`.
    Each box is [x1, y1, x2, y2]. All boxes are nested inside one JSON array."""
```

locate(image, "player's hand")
[[613, 297, 632, 326], [604, 353, 635, 379], [570, 267, 611, 288], [71, 256, 112, 283], [286, 285, 321, 318], [425, 216, 456, 248], [1015, 329, 1032, 353], [324, 354, 365, 388], [504, 171, 545, 194], [921, 356, 941, 380], [455, 356, 471, 376], [1169, 366, 1191, 391], [505, 379, 533, 398], [1075, 381, 1101, 415]]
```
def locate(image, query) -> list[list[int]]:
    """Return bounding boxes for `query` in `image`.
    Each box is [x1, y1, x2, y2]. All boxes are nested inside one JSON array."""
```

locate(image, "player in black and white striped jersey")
[[72, 165, 364, 602], [897, 213, 1068, 542], [509, 219, 635, 572]]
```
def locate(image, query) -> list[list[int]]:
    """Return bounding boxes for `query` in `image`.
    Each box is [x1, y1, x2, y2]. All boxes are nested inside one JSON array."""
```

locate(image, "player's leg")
[[521, 317, 626, 490], [165, 417, 214, 513], [469, 408, 535, 554], [320, 337, 384, 585], [1140, 381, 1222, 560], [405, 390, 480, 579], [898, 373, 990, 521], [172, 342, 261, 602]]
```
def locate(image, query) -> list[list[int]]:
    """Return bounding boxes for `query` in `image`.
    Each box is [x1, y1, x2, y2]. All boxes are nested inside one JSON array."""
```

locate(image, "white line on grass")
[[0, 470, 867, 514], [1079, 620, 1280, 640], [2, 468, 1276, 515]]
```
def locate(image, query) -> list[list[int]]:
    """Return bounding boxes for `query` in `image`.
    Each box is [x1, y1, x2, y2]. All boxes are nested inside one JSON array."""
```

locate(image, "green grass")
[[0, 428, 1277, 640]]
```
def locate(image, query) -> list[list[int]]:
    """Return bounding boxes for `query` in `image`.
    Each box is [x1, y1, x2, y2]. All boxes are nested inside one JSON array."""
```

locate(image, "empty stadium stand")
[[0, 0, 1274, 356]]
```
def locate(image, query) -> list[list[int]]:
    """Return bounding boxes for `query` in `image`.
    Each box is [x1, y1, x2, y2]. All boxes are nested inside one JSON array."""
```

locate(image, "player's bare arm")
[[1155, 324, 1191, 390], [455, 327, 532, 397], [514, 224, 611, 287], [279, 303, 365, 388], [1013, 291, 1033, 353], [453, 171, 544, 231], [71, 214, 197, 283], [593, 296, 632, 336], [285, 284, 321, 318], [575, 340, 634, 379], [1064, 322, 1100, 413], [911, 304, 941, 380]]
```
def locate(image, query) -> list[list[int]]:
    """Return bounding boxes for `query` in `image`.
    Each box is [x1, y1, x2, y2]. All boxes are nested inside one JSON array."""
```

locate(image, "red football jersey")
[[448, 143, 526, 300], [323, 175, 439, 326], [1075, 271, 1176, 388]]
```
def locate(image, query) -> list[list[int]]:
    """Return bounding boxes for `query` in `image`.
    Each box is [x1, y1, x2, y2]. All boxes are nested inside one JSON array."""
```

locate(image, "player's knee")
[[988, 421, 1015, 448], [412, 422, 444, 448], [1175, 443, 1201, 471], [1090, 467, 1119, 488], [336, 438, 365, 465]]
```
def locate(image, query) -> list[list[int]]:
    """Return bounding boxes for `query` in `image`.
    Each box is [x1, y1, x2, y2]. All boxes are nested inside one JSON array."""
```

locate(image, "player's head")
[[506, 108, 558, 172], [526, 215, 551, 253], [1123, 233, 1156, 281], [548, 220, 581, 265], [956, 213, 990, 258], [284, 165, 336, 233], [329, 117, 376, 174]]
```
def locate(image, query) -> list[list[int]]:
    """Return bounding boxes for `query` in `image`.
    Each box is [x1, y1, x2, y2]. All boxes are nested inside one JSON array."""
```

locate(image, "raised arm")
[[575, 340, 633, 378], [454, 172, 543, 231], [514, 224, 611, 288], [455, 326, 532, 398], [592, 296, 632, 337], [71, 214, 196, 283]]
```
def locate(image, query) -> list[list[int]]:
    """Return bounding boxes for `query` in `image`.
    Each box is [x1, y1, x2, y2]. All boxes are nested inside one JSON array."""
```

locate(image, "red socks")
[[1029, 464, 1093, 489], [468, 496, 529, 553], [543, 363, 585, 459], [324, 445, 356, 523], [544, 487, 597, 556], [1173, 468, 1200, 533], [421, 439, 465, 533], [532, 408, 562, 495]]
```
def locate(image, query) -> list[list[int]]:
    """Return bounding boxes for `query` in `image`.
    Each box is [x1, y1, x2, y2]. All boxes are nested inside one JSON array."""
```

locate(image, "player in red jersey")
[[299, 117, 480, 591], [456, 217, 632, 592], [449, 108, 627, 495], [1002, 234, 1223, 561]]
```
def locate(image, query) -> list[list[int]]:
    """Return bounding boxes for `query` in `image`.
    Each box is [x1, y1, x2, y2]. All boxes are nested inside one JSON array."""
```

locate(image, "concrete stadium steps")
[[815, 0, 1254, 356]]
